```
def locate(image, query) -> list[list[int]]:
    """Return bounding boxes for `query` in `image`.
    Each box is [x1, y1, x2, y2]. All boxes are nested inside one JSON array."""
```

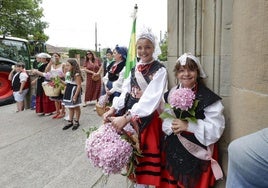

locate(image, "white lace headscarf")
[[137, 27, 161, 60], [177, 53, 207, 78], [37, 52, 51, 59]]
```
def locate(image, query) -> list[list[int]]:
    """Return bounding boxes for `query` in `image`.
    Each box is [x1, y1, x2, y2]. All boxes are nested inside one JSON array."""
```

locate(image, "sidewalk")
[[0, 103, 133, 188]]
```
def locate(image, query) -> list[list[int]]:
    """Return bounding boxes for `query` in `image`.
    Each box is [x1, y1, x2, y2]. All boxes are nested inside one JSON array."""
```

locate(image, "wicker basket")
[[42, 82, 61, 97], [61, 87, 66, 95], [95, 103, 110, 116]]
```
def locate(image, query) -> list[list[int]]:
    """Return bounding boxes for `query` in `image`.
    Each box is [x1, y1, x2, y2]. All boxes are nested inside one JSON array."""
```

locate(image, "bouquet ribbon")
[[177, 134, 223, 180]]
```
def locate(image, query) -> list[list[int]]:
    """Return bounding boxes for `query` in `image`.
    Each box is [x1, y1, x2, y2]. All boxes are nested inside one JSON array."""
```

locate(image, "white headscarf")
[[137, 27, 161, 60], [37, 52, 51, 59], [177, 52, 207, 78]]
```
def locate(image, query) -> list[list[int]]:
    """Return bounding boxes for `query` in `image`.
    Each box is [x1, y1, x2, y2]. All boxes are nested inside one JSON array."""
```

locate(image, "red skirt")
[[133, 111, 163, 186], [36, 93, 56, 114], [157, 144, 219, 188]]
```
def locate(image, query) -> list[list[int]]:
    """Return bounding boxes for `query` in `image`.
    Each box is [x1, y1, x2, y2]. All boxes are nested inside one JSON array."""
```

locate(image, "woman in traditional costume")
[[32, 53, 56, 116], [103, 28, 167, 188], [102, 45, 127, 104]]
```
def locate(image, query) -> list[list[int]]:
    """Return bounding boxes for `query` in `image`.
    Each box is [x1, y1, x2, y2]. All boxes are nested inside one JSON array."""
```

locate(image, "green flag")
[[124, 15, 137, 79]]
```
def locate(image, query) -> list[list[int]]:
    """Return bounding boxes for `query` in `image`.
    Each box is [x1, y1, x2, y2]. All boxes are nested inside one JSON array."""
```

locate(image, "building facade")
[[167, 0, 268, 187]]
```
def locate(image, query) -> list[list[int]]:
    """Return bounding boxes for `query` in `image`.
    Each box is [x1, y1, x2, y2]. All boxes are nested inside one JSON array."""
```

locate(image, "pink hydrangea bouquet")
[[44, 70, 65, 89], [160, 87, 199, 123], [45, 70, 64, 80], [85, 123, 133, 175]]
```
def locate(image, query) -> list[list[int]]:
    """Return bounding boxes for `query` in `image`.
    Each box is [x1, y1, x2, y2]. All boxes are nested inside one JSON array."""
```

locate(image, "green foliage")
[[158, 31, 168, 61], [68, 49, 98, 58], [0, 0, 48, 41], [82, 126, 98, 138], [68, 49, 87, 58], [159, 100, 199, 123]]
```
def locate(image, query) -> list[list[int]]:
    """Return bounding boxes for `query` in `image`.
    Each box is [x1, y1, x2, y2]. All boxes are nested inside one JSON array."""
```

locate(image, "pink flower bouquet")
[[170, 87, 195, 111], [160, 87, 199, 122], [44, 70, 64, 80], [44, 70, 65, 90], [85, 123, 133, 175]]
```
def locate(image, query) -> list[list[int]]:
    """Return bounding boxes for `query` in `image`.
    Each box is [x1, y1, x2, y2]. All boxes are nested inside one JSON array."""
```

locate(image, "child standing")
[[62, 59, 83, 131], [8, 62, 29, 112]]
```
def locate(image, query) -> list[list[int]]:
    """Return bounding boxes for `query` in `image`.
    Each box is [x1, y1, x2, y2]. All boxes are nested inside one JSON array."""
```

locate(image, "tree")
[[158, 31, 168, 61], [0, 0, 48, 41]]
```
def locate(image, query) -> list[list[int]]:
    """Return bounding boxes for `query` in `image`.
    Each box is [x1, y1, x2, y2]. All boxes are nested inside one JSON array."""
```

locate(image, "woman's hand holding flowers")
[[160, 88, 198, 135], [109, 116, 130, 132], [103, 107, 116, 122], [171, 118, 188, 134]]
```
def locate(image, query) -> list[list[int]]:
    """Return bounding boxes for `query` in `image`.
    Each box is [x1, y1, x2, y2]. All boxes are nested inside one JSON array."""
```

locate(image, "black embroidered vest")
[[12, 72, 21, 92], [107, 60, 125, 81], [36, 63, 48, 96], [121, 61, 165, 132], [12, 72, 29, 92], [130, 60, 165, 89]]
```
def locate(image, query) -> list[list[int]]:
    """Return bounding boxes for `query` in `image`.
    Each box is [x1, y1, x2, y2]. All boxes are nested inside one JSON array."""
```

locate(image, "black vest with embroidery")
[[107, 60, 125, 81], [12, 72, 21, 92], [130, 60, 165, 89], [163, 83, 221, 188], [12, 72, 29, 92], [120, 61, 165, 132], [36, 63, 48, 96]]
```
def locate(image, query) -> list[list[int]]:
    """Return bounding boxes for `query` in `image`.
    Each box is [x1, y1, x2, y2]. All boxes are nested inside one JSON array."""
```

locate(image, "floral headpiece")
[[177, 53, 207, 78]]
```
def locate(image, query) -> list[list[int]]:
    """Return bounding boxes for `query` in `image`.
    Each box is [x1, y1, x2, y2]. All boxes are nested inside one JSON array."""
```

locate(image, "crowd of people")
[[8, 28, 265, 188]]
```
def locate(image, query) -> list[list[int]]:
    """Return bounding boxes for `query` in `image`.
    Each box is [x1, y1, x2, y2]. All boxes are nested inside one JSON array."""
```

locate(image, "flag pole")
[[124, 4, 138, 79]]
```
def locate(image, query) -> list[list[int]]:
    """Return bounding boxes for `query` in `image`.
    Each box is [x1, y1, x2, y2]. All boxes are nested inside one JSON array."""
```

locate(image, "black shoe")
[[72, 120, 80, 130], [63, 120, 73, 130]]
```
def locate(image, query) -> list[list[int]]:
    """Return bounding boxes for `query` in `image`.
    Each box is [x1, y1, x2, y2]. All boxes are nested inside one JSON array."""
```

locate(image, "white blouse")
[[102, 66, 126, 94], [162, 100, 225, 146], [112, 65, 167, 118]]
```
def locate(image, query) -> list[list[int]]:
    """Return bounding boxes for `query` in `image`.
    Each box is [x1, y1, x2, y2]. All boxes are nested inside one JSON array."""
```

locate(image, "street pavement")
[[0, 102, 134, 188]]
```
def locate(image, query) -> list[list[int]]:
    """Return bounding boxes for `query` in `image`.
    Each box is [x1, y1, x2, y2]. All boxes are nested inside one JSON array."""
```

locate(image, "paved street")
[[0, 102, 133, 188]]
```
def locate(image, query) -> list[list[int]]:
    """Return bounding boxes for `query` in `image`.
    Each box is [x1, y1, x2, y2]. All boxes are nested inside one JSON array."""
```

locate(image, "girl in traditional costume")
[[103, 28, 167, 188], [159, 53, 225, 188], [62, 59, 83, 131]]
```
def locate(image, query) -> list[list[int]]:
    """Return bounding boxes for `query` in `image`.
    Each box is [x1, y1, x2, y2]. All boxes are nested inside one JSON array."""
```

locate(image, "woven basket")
[[95, 103, 109, 116], [42, 82, 61, 97]]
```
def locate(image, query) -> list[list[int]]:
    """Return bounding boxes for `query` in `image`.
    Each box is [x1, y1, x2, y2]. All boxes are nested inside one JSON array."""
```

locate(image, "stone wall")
[[167, 0, 268, 187]]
